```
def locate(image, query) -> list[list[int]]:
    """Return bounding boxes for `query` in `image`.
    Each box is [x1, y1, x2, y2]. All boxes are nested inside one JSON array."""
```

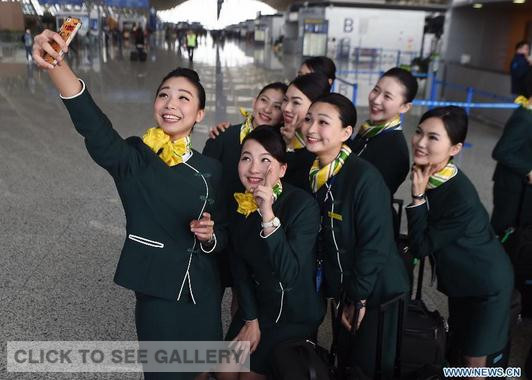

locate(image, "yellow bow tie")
[[234, 182, 283, 217], [234, 191, 258, 217], [142, 127, 191, 166], [515, 96, 532, 110]]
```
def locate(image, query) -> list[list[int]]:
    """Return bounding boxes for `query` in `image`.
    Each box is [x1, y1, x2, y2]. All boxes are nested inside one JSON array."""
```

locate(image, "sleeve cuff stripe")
[[59, 79, 86, 99]]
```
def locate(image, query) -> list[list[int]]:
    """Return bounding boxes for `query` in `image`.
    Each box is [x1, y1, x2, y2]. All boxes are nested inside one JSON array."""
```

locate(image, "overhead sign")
[[38, 0, 148, 7], [38, 0, 83, 5], [105, 0, 149, 8]]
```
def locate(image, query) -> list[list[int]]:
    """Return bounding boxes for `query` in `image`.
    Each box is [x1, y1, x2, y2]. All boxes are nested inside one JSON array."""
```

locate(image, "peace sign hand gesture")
[[253, 166, 276, 224], [280, 124, 296, 146]]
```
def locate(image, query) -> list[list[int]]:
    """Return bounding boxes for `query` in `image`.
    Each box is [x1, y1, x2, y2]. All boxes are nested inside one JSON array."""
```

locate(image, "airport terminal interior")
[[1, 0, 532, 378]]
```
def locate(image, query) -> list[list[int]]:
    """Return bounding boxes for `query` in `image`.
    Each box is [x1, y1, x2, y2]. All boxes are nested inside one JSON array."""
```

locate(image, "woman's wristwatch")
[[412, 193, 425, 200], [261, 217, 281, 229]]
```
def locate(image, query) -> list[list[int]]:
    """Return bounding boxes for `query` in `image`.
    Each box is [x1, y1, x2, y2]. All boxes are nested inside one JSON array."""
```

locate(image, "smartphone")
[[43, 17, 82, 65]]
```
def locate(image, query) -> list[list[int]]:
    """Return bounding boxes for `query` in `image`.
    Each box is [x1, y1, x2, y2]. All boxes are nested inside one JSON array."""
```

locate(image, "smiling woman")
[[219, 126, 324, 379], [153, 69, 206, 140], [301, 93, 409, 379], [407, 106, 514, 372], [202, 82, 287, 296], [281, 73, 331, 192], [32, 29, 228, 380], [348, 67, 418, 197]]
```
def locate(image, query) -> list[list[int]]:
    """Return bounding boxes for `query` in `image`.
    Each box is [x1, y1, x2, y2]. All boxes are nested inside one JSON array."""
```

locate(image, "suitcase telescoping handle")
[[332, 292, 407, 380], [376, 293, 406, 380], [517, 183, 532, 227], [415, 256, 426, 301], [393, 198, 404, 228]]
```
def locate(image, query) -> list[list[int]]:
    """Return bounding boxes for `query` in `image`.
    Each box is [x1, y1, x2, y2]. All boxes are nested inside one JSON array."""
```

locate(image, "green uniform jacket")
[[407, 169, 513, 297], [202, 123, 245, 203], [283, 148, 315, 193], [63, 89, 227, 303], [315, 154, 409, 305], [491, 106, 532, 231], [202, 123, 245, 286], [230, 183, 325, 327], [348, 129, 410, 195]]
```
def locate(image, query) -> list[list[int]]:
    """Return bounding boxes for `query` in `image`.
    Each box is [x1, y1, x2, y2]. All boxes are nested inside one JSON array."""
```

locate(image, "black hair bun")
[[175, 67, 200, 83]]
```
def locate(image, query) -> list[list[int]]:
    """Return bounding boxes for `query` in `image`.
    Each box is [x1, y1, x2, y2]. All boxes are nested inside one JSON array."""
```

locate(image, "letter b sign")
[[344, 18, 353, 33]]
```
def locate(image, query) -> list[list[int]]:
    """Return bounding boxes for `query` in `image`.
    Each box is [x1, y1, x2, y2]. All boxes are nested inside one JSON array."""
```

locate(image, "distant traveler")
[[492, 69, 532, 235], [186, 30, 197, 62], [134, 25, 144, 50], [510, 40, 531, 96], [23, 29, 33, 62]]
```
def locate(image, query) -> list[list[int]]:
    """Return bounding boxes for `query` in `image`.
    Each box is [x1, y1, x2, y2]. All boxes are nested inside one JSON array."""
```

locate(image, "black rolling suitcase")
[[139, 49, 147, 62], [335, 293, 406, 380], [130, 45, 147, 62], [271, 293, 406, 380], [400, 257, 448, 378], [270, 338, 330, 380], [501, 184, 532, 317]]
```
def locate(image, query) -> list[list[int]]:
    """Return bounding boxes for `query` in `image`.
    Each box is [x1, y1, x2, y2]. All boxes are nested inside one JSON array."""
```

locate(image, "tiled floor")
[[0, 35, 530, 379]]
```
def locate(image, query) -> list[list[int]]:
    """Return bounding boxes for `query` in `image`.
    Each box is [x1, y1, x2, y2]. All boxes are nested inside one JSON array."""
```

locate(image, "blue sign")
[[38, 0, 148, 8], [105, 0, 149, 8], [38, 0, 83, 5]]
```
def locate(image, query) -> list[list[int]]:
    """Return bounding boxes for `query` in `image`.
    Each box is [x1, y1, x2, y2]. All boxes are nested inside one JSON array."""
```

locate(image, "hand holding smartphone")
[[42, 17, 82, 65]]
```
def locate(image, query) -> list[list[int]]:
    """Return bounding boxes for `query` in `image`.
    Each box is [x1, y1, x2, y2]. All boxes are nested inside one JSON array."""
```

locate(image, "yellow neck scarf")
[[142, 127, 192, 166], [358, 115, 402, 138], [234, 182, 283, 217], [239, 108, 255, 143], [287, 130, 306, 152], [514, 96, 532, 111], [309, 144, 352, 193]]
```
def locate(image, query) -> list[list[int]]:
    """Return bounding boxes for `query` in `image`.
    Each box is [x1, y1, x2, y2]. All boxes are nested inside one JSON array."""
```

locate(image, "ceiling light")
[[472, 3, 483, 7], [513, 0, 525, 4]]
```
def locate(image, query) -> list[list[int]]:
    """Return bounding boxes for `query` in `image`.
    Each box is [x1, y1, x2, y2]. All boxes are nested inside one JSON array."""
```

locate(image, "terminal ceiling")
[[150, 0, 292, 11]]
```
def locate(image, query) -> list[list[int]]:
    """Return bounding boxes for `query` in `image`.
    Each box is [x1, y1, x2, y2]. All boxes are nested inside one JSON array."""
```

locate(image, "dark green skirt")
[[135, 291, 223, 380], [448, 285, 512, 357]]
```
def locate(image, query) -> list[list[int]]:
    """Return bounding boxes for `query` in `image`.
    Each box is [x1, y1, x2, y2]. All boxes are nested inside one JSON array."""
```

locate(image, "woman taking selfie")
[[33, 30, 226, 380]]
